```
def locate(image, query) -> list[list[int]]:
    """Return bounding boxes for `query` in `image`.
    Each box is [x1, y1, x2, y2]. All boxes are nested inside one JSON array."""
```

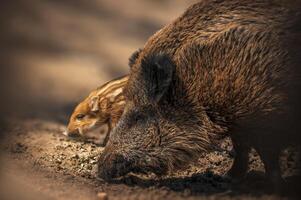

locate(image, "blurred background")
[[0, 0, 198, 124]]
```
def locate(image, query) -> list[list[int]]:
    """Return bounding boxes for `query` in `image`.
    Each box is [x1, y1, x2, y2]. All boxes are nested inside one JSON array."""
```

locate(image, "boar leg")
[[102, 122, 112, 146], [256, 147, 283, 191], [227, 135, 250, 180]]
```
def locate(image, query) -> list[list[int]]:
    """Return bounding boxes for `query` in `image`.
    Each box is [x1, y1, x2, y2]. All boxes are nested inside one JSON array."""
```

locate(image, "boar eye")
[[134, 114, 146, 123], [76, 114, 85, 120]]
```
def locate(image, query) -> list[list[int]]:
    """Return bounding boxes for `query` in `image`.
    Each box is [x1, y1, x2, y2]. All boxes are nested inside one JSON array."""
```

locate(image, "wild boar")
[[98, 0, 301, 187], [65, 75, 128, 145]]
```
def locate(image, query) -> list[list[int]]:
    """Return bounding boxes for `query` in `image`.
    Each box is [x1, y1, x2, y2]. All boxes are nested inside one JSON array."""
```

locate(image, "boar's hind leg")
[[227, 135, 251, 180], [255, 146, 283, 191]]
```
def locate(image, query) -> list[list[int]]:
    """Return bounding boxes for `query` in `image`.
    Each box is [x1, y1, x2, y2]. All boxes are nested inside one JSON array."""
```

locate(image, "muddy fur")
[[98, 0, 301, 184]]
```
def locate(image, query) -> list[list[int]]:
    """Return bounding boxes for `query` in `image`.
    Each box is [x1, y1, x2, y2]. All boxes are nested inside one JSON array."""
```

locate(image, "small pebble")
[[97, 192, 108, 200]]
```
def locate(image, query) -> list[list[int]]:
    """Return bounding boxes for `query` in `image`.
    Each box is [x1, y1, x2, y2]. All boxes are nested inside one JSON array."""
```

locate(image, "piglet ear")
[[141, 53, 175, 103], [89, 96, 99, 112]]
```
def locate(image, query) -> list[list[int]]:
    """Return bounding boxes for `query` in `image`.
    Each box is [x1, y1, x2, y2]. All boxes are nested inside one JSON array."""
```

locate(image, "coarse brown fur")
[[98, 0, 301, 188], [65, 75, 128, 145]]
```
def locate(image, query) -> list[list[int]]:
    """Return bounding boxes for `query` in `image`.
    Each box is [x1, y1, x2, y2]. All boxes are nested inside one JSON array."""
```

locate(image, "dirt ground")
[[0, 119, 300, 200], [0, 1, 300, 200]]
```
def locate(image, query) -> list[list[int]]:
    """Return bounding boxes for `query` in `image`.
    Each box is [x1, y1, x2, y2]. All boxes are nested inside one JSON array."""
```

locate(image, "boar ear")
[[141, 53, 174, 103], [128, 48, 142, 69], [89, 96, 99, 112]]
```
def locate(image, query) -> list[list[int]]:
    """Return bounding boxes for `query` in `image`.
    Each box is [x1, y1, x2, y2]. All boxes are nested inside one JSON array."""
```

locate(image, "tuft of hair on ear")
[[128, 48, 142, 68], [141, 53, 175, 103]]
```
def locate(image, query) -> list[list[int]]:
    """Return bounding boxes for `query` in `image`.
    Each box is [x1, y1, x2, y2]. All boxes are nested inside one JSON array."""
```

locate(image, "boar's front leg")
[[102, 122, 112, 146], [227, 134, 251, 180]]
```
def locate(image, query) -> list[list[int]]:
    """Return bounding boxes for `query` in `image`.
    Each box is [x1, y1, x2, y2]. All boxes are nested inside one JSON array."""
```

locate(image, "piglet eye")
[[76, 114, 85, 120]]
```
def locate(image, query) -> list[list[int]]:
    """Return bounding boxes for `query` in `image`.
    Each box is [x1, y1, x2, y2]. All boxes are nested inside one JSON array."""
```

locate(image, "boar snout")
[[98, 152, 132, 180]]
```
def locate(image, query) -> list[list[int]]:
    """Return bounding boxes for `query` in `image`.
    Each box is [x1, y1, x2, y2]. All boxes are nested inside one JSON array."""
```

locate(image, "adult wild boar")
[[98, 0, 301, 186]]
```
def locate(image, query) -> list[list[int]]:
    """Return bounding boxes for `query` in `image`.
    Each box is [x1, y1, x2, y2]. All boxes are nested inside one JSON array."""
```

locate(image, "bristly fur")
[[98, 0, 301, 183], [66, 75, 128, 145], [128, 49, 142, 68]]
